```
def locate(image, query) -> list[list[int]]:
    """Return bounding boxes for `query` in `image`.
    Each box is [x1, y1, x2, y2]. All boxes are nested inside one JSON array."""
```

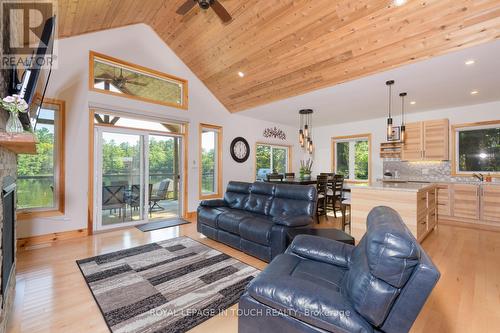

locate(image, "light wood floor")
[[7, 216, 500, 333]]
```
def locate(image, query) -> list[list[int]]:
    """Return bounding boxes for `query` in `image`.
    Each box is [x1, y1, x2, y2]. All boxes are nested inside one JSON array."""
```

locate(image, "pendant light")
[[299, 109, 314, 154], [386, 80, 395, 140], [400, 92, 407, 142]]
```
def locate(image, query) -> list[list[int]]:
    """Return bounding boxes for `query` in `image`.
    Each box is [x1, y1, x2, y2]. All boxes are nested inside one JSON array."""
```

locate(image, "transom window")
[[17, 98, 65, 217], [255, 143, 290, 180], [332, 134, 371, 182], [93, 111, 186, 134], [453, 121, 499, 175], [90, 51, 188, 109], [199, 124, 223, 199]]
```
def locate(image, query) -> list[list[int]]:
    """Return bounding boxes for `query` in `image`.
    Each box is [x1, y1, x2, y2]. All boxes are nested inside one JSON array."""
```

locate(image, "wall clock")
[[230, 137, 250, 163]]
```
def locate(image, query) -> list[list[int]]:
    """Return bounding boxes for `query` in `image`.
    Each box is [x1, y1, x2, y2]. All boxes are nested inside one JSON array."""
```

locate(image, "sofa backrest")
[[224, 182, 251, 209], [244, 182, 275, 215], [342, 207, 430, 329], [269, 184, 316, 218]]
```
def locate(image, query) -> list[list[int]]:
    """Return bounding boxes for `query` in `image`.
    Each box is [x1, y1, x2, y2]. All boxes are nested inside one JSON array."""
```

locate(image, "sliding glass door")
[[94, 127, 183, 231]]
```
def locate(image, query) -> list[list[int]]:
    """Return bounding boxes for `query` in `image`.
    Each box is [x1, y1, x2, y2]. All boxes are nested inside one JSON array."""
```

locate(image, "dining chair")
[[315, 175, 329, 223], [341, 198, 351, 234], [267, 174, 284, 182]]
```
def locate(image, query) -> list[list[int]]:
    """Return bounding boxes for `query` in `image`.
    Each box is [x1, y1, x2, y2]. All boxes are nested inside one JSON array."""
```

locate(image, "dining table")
[[264, 177, 365, 193]]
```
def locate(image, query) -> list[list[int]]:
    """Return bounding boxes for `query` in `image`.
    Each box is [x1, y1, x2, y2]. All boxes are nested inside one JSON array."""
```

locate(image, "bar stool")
[[341, 198, 351, 233]]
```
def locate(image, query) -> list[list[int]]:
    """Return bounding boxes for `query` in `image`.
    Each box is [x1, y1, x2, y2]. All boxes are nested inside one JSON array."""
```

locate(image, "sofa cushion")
[[239, 216, 274, 246], [224, 181, 251, 210], [244, 182, 275, 215], [218, 210, 251, 235], [270, 184, 316, 217], [197, 207, 224, 228], [247, 254, 373, 333], [342, 206, 421, 327]]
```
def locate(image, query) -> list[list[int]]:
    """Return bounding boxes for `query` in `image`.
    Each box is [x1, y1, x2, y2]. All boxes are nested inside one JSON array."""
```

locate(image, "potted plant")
[[1, 94, 28, 133], [299, 158, 313, 180]]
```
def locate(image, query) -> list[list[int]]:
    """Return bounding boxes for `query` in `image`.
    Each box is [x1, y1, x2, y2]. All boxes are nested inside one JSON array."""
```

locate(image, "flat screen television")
[[15, 15, 55, 131]]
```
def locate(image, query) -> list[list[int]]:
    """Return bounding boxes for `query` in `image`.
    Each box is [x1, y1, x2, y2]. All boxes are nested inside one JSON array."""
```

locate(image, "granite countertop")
[[378, 178, 500, 185], [350, 181, 435, 192]]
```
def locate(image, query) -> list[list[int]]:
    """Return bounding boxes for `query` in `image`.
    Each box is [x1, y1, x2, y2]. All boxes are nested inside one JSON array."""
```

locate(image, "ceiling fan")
[[176, 0, 232, 23], [94, 69, 147, 94]]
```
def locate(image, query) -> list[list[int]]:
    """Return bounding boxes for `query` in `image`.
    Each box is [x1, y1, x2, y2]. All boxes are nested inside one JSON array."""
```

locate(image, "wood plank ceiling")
[[58, 0, 500, 112]]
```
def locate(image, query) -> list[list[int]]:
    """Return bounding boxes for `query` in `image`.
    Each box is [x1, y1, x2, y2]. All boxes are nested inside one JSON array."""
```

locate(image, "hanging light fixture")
[[400, 92, 407, 142], [386, 80, 395, 140], [299, 109, 314, 154]]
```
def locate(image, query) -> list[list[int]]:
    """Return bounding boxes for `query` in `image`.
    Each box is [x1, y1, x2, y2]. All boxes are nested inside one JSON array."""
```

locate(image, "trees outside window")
[[332, 134, 370, 182], [255, 144, 290, 180]]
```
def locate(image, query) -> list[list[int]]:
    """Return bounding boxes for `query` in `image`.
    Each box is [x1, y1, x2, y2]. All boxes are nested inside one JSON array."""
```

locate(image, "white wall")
[[312, 101, 500, 178], [18, 24, 303, 238]]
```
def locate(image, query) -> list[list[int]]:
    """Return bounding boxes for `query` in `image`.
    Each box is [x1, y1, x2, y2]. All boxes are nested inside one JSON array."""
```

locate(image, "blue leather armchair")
[[239, 206, 440, 333], [197, 181, 317, 262]]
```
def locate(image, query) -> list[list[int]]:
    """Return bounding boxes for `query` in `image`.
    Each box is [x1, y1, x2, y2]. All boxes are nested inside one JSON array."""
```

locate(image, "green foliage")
[[354, 141, 369, 180], [458, 128, 499, 172], [336, 142, 349, 178]]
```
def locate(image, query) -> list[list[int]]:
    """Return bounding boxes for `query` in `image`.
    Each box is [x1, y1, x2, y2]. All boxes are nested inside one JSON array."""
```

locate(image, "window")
[[452, 121, 500, 175], [89, 51, 188, 109], [93, 111, 186, 134], [332, 134, 371, 182], [199, 124, 222, 199], [17, 98, 65, 218], [255, 143, 290, 180]]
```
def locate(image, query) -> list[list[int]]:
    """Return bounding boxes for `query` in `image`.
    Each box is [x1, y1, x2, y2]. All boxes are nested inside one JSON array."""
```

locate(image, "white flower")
[[18, 100, 29, 111], [3, 96, 15, 103]]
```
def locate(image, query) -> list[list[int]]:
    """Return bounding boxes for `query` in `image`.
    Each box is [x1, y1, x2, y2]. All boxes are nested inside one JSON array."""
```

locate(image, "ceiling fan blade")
[[94, 77, 113, 81], [211, 0, 232, 23], [176, 0, 196, 15], [126, 80, 148, 86]]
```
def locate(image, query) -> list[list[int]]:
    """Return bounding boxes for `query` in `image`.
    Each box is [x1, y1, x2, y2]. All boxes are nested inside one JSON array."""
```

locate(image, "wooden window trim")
[[17, 98, 66, 220], [451, 120, 500, 177], [331, 134, 372, 183], [89, 51, 189, 110], [254, 142, 292, 181], [199, 123, 223, 200]]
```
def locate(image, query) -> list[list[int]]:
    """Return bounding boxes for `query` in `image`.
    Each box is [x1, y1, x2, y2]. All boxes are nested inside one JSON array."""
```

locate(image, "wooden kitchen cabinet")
[[402, 122, 423, 160], [481, 185, 500, 223], [423, 119, 449, 160], [436, 184, 451, 217], [452, 184, 480, 220], [402, 119, 449, 161]]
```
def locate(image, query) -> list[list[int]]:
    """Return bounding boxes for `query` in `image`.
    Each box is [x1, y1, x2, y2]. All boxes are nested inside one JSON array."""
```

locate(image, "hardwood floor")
[[8, 216, 500, 333]]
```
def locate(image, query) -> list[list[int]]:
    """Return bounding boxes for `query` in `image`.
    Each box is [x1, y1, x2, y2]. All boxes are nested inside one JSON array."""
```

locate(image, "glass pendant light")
[[386, 80, 395, 140], [299, 109, 313, 152], [400, 92, 407, 143]]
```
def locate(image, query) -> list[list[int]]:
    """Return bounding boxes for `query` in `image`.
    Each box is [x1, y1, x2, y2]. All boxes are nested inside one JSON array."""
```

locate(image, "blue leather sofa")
[[197, 181, 317, 262], [239, 206, 440, 333]]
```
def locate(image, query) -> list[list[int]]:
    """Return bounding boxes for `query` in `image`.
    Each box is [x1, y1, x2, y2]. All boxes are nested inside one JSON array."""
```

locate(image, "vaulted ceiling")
[[58, 0, 500, 112]]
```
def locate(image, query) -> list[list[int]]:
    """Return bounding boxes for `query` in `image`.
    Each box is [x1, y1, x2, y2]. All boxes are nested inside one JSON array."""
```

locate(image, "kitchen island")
[[350, 182, 437, 243]]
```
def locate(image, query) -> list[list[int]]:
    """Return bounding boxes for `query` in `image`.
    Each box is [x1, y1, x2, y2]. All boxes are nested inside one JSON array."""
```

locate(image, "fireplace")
[[1, 176, 15, 306]]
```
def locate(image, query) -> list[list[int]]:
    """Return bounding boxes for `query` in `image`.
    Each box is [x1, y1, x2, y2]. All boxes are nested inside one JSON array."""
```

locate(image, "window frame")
[[17, 97, 66, 220], [89, 51, 189, 110], [199, 123, 223, 200], [331, 134, 371, 183], [451, 120, 500, 177], [254, 142, 292, 180]]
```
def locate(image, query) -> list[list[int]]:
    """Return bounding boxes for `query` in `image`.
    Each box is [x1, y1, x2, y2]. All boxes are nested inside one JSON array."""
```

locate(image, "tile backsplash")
[[382, 161, 498, 183]]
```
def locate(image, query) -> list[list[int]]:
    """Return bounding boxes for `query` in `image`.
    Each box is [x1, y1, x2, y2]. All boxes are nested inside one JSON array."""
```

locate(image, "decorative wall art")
[[263, 126, 286, 140]]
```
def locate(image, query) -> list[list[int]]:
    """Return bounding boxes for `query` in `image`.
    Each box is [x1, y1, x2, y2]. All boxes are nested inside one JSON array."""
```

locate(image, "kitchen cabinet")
[[402, 119, 449, 161], [452, 184, 480, 220], [481, 185, 500, 223], [436, 184, 451, 218]]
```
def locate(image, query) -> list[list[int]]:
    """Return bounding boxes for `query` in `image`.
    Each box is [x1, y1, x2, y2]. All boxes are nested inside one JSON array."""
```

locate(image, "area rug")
[[136, 218, 190, 232], [76, 237, 259, 333]]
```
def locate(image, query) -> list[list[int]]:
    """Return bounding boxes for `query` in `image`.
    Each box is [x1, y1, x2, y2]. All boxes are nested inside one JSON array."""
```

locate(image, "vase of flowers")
[[1, 94, 28, 133], [299, 158, 313, 180]]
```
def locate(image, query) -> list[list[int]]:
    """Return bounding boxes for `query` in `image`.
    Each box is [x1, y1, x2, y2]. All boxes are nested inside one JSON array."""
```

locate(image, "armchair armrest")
[[199, 199, 227, 207], [286, 235, 354, 268], [272, 215, 312, 227]]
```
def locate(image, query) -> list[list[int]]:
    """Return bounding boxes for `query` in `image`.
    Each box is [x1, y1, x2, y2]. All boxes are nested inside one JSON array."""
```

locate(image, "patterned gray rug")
[[77, 237, 260, 333]]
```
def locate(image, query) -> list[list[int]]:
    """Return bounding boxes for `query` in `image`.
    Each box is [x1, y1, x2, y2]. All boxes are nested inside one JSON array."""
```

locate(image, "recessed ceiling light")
[[410, 101, 416, 105], [470, 90, 479, 95], [238, 71, 245, 78], [393, 0, 407, 6], [465, 59, 475, 66]]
